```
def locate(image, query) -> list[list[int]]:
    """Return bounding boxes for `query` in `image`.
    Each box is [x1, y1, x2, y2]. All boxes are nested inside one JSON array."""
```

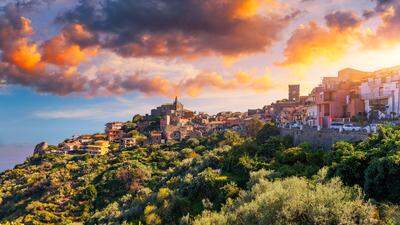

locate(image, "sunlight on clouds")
[[8, 39, 42, 71], [339, 44, 400, 71], [233, 0, 261, 18], [278, 22, 360, 72], [232, 0, 283, 19]]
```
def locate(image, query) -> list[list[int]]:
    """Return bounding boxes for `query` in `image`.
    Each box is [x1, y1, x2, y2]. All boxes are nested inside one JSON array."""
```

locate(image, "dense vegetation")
[[2, 123, 400, 224]]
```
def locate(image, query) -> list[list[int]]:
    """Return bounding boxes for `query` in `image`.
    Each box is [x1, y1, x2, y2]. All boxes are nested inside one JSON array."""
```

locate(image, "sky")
[[1, 0, 400, 167]]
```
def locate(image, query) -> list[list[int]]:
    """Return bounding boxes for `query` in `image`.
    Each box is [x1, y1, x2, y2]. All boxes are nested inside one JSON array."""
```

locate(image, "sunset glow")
[[1, 0, 400, 146]]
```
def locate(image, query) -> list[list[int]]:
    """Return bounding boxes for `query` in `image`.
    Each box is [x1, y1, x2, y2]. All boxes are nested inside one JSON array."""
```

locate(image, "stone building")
[[151, 97, 185, 116], [150, 131, 164, 144], [163, 125, 195, 142], [85, 140, 110, 155], [121, 138, 137, 149], [59, 140, 82, 152], [105, 122, 124, 142], [289, 84, 300, 102]]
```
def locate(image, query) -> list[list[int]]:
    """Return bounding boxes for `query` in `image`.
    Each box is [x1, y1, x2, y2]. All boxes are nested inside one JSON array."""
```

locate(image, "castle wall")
[[279, 128, 369, 150]]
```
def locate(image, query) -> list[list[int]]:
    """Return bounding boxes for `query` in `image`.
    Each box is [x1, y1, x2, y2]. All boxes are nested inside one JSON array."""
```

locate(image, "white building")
[[360, 69, 400, 118], [306, 105, 318, 126]]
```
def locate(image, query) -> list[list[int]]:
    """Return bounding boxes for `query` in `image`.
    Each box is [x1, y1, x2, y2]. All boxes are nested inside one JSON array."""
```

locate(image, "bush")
[[256, 122, 280, 144], [328, 151, 367, 187], [192, 174, 378, 225], [276, 147, 307, 165], [365, 153, 400, 203], [186, 138, 200, 148]]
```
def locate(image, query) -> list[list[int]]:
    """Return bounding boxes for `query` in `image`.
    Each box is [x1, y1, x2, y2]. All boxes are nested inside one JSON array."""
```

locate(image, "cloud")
[[325, 10, 362, 31], [278, 10, 362, 68], [0, 1, 280, 97], [362, 0, 400, 48], [84, 69, 274, 98], [180, 72, 273, 97], [34, 108, 100, 119], [41, 24, 99, 66], [59, 0, 299, 58]]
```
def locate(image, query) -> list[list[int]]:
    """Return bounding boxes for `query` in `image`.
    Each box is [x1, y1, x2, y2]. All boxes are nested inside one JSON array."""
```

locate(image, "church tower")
[[173, 96, 183, 111]]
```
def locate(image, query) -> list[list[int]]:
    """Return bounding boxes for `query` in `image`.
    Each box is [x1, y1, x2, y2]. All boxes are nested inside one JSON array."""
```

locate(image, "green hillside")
[[1, 124, 400, 224]]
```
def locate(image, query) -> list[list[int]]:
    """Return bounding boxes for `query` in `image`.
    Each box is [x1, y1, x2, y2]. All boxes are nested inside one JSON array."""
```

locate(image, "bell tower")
[[289, 85, 300, 102]]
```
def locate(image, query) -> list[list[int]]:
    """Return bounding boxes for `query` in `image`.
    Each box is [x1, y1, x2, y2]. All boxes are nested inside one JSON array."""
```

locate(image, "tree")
[[259, 136, 292, 159], [223, 130, 244, 146], [192, 172, 378, 225], [186, 138, 200, 148], [81, 184, 97, 202], [276, 147, 307, 165], [255, 122, 280, 144], [328, 151, 367, 187], [245, 118, 265, 138], [122, 122, 137, 133], [326, 141, 355, 164], [132, 114, 143, 123], [364, 153, 400, 203]]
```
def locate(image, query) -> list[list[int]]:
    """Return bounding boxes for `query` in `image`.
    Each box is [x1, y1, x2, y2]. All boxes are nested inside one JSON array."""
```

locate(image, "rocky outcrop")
[[34, 142, 48, 155]]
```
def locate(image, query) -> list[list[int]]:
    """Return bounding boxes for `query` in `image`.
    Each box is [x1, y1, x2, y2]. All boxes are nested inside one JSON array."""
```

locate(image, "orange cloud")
[[277, 10, 364, 69], [232, 0, 261, 18], [60, 0, 297, 59], [179, 72, 273, 97], [42, 24, 98, 66], [0, 17, 43, 72], [42, 36, 97, 66], [278, 21, 360, 69], [0, 11, 98, 95], [67, 24, 94, 43], [0, 3, 277, 98], [7, 39, 42, 71]]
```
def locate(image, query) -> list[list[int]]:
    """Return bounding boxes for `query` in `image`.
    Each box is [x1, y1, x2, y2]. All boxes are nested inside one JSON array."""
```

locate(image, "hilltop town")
[[35, 65, 400, 156]]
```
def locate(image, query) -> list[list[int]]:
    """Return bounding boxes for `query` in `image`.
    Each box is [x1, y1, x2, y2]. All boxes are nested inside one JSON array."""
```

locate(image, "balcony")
[[320, 91, 334, 102], [361, 91, 394, 100]]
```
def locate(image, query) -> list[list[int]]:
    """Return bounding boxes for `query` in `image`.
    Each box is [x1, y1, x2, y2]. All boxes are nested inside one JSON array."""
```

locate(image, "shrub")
[[365, 152, 400, 203], [192, 175, 378, 225], [256, 122, 280, 144]]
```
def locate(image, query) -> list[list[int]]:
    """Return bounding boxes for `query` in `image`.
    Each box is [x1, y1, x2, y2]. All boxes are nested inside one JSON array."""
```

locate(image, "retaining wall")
[[280, 128, 369, 150]]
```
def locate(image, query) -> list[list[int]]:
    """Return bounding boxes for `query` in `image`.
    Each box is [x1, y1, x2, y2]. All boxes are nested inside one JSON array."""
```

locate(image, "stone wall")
[[280, 128, 369, 150]]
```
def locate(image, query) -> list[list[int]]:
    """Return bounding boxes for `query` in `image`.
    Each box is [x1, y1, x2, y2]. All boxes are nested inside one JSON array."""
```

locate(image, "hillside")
[[1, 124, 400, 224]]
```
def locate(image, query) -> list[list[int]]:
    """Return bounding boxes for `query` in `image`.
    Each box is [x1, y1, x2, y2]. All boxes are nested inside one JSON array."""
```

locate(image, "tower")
[[289, 85, 300, 102], [173, 96, 183, 111]]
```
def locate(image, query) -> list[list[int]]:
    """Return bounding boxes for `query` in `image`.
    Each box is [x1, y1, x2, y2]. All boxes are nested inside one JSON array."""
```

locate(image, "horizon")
[[2, 0, 400, 169]]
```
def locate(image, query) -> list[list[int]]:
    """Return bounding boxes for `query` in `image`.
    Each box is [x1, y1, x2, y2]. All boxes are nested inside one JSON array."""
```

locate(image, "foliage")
[[364, 153, 400, 204], [244, 118, 264, 138], [192, 171, 378, 225], [255, 122, 280, 144], [2, 124, 400, 224]]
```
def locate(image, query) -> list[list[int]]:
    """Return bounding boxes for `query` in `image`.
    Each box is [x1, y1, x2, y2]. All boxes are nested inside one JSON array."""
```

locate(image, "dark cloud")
[[0, 1, 276, 97], [59, 0, 299, 58], [0, 62, 87, 96], [0, 4, 30, 46], [363, 9, 376, 19], [362, 0, 400, 48], [373, 0, 398, 12], [325, 10, 362, 30]]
